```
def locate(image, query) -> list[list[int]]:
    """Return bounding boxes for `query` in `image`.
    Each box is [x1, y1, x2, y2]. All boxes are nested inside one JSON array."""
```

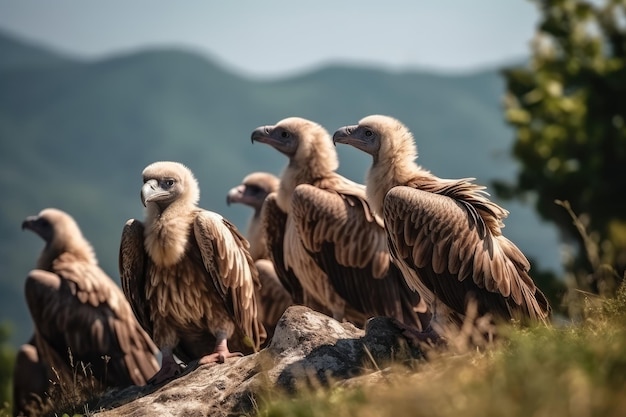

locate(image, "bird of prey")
[[226, 172, 293, 341], [226, 172, 280, 261], [251, 117, 430, 330], [333, 114, 551, 337], [16, 208, 159, 415], [120, 161, 265, 384]]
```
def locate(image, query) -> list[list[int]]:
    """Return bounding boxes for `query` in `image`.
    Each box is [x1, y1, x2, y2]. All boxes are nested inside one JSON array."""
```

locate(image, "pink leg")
[[198, 331, 243, 365]]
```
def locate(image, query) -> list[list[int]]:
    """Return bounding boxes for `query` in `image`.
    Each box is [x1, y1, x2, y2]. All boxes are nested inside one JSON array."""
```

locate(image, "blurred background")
[[1, 0, 625, 407]]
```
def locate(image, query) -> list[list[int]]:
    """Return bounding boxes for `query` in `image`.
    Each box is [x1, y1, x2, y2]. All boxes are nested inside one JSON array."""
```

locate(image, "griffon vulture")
[[251, 117, 430, 330], [120, 161, 265, 384], [226, 172, 292, 341], [333, 115, 551, 337], [17, 208, 159, 414], [226, 172, 280, 261]]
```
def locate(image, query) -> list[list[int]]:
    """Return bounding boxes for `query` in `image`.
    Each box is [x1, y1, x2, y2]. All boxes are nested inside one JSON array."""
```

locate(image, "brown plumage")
[[16, 208, 159, 415], [120, 161, 264, 384], [12, 338, 48, 417], [226, 172, 292, 341], [260, 191, 309, 306], [251, 117, 430, 330], [333, 114, 551, 335]]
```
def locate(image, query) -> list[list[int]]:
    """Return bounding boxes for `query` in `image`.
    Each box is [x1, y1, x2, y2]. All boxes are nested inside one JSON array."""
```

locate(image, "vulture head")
[[22, 208, 96, 267], [333, 115, 417, 165], [251, 117, 339, 172], [141, 161, 200, 211], [226, 172, 279, 210]]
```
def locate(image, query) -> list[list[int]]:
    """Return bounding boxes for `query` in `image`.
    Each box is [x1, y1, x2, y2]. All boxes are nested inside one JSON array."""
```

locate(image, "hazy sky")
[[0, 0, 539, 78]]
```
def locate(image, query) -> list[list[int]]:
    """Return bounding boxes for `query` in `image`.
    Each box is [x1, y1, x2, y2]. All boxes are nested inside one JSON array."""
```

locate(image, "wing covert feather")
[[261, 192, 305, 304], [291, 183, 428, 329], [384, 186, 550, 322], [193, 210, 263, 350], [26, 265, 158, 386], [292, 183, 388, 275], [119, 219, 153, 336]]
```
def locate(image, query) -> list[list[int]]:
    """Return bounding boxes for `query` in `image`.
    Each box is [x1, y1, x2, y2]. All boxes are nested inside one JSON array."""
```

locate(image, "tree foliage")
[[499, 0, 626, 289]]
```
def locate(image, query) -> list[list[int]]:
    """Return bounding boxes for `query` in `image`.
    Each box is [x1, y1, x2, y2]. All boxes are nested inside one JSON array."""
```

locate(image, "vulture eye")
[[365, 130, 373, 137], [281, 131, 290, 138], [246, 185, 262, 194], [163, 179, 175, 188]]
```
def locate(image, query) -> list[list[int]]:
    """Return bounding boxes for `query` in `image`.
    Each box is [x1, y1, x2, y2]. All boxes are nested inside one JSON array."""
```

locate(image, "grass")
[[256, 202, 626, 417], [14, 349, 106, 417], [7, 293, 625, 417], [256, 282, 626, 417]]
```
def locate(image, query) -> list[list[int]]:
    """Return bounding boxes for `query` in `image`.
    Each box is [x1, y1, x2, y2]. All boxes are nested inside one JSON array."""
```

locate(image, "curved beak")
[[332, 124, 378, 155], [251, 125, 297, 156], [251, 125, 272, 144], [141, 179, 167, 207], [21, 216, 38, 232], [21, 214, 51, 242], [226, 184, 245, 206], [332, 125, 358, 146]]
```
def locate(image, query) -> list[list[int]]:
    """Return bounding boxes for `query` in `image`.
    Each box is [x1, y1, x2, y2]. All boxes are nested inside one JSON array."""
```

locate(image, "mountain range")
[[0, 30, 561, 346]]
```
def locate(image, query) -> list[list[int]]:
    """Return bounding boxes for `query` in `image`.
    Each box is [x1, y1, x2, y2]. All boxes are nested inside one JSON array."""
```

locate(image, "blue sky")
[[0, 0, 539, 78]]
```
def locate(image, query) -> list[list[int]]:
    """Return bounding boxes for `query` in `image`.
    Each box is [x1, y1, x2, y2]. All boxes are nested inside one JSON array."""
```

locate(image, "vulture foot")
[[198, 350, 243, 365]]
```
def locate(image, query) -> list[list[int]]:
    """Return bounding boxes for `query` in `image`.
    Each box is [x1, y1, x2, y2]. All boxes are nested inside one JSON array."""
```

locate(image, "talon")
[[199, 350, 244, 365]]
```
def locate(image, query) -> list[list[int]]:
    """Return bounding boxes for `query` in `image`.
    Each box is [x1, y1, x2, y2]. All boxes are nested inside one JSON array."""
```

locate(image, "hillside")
[[0, 31, 562, 346]]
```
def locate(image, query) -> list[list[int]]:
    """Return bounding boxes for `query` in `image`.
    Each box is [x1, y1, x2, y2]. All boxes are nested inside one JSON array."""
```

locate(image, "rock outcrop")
[[90, 306, 423, 417]]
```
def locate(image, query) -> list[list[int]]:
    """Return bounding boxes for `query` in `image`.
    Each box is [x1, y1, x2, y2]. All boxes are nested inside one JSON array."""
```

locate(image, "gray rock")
[[90, 306, 423, 417]]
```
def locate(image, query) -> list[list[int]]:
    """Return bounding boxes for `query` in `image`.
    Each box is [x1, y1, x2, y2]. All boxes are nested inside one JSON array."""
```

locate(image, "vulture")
[[16, 208, 159, 415], [226, 172, 293, 341], [226, 172, 280, 261], [333, 114, 551, 337], [120, 161, 265, 384], [251, 117, 430, 330]]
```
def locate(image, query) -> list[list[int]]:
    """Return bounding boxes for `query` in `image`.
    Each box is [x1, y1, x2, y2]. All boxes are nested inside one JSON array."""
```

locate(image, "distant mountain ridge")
[[0, 29, 77, 70], [0, 30, 561, 347]]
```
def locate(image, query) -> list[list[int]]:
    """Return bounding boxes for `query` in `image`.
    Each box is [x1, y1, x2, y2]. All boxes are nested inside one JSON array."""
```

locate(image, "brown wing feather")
[[384, 185, 550, 323], [254, 258, 292, 343], [193, 210, 265, 351], [261, 192, 305, 304], [291, 183, 429, 329], [119, 219, 153, 337], [25, 263, 158, 387]]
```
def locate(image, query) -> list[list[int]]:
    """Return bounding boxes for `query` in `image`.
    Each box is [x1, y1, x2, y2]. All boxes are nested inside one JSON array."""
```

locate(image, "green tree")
[[499, 0, 626, 292]]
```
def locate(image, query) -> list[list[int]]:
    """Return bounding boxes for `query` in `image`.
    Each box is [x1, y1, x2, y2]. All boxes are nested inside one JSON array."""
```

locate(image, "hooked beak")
[[251, 125, 297, 156], [332, 125, 358, 146], [141, 179, 168, 207], [332, 124, 378, 156], [226, 184, 245, 206], [250, 125, 272, 144], [21, 216, 39, 232]]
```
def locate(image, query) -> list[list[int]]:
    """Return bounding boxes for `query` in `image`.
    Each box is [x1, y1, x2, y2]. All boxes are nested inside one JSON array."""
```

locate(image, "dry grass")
[[18, 349, 107, 417], [257, 199, 626, 417], [257, 285, 626, 417]]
